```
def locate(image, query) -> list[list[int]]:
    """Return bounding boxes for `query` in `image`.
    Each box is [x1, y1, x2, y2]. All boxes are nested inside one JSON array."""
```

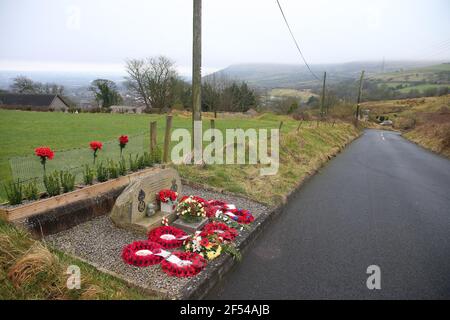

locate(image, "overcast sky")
[[0, 0, 449, 76]]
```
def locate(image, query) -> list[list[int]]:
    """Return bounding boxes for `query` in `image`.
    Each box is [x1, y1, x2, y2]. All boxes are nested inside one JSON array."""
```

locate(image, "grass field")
[[0, 110, 300, 198], [269, 88, 318, 101], [0, 109, 359, 205]]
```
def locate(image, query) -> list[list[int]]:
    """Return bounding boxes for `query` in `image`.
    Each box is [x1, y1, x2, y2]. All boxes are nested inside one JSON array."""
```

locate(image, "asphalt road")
[[207, 129, 450, 299]]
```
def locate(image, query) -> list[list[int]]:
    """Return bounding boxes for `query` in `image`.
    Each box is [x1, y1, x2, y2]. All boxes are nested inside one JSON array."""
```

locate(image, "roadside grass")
[[361, 95, 450, 158], [0, 217, 153, 300], [177, 121, 359, 206]]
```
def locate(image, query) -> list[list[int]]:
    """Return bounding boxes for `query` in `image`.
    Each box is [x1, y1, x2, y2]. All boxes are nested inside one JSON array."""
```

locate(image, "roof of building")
[[0, 93, 69, 108]]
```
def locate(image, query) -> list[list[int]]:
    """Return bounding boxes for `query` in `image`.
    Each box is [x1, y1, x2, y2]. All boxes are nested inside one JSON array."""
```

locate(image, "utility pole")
[[355, 70, 365, 126], [192, 0, 202, 150], [320, 71, 326, 118]]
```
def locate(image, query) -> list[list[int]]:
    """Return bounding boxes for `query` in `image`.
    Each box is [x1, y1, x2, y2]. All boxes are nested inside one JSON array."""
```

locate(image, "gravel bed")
[[45, 184, 268, 298]]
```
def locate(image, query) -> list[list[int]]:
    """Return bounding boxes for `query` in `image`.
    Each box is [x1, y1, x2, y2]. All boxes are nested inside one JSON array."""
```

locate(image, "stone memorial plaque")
[[110, 168, 182, 233]]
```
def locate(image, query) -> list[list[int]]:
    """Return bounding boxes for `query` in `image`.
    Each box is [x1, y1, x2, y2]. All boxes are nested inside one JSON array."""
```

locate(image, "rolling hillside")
[[206, 61, 444, 90]]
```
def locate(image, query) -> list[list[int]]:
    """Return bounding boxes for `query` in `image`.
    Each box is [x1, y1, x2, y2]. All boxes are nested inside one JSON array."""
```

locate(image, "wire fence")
[[9, 131, 149, 190]]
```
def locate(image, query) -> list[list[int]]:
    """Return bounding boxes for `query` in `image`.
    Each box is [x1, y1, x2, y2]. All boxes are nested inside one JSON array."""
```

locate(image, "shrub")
[[107, 160, 119, 179], [118, 158, 127, 176], [44, 171, 61, 197], [150, 146, 162, 164], [60, 170, 76, 193], [3, 180, 23, 205], [137, 154, 148, 170], [128, 154, 139, 172], [83, 164, 94, 185], [143, 152, 153, 167], [96, 162, 109, 182], [24, 179, 39, 201]]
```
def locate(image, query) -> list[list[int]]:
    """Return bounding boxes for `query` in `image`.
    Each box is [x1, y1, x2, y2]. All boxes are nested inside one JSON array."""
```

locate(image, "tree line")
[[4, 56, 258, 113]]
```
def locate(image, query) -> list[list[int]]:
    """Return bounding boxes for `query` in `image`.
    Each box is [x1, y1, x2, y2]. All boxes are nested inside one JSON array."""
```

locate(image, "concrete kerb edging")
[[179, 132, 362, 300]]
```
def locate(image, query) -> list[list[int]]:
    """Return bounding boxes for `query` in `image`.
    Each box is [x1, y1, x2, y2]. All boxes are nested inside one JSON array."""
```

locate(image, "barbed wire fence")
[[8, 131, 149, 191]]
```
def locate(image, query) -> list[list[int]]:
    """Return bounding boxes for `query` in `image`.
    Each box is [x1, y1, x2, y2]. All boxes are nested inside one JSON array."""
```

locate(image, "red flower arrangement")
[[121, 241, 165, 267], [89, 141, 103, 164], [118, 135, 128, 157], [201, 222, 239, 242], [205, 200, 229, 218], [229, 209, 255, 224], [34, 146, 54, 174], [158, 189, 178, 203], [160, 251, 207, 277], [148, 226, 188, 249]]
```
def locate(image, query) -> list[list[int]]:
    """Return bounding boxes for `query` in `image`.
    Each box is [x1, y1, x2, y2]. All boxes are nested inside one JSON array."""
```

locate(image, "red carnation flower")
[[34, 146, 54, 174], [118, 135, 128, 157], [35, 147, 54, 160], [119, 135, 128, 146], [89, 141, 103, 164], [90, 141, 103, 151]]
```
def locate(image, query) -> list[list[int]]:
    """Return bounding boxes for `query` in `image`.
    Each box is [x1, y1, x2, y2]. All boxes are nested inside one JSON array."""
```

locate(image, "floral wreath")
[[148, 226, 188, 249], [201, 222, 238, 242], [176, 195, 207, 222], [228, 209, 255, 224], [122, 241, 164, 267], [205, 200, 233, 218], [180, 195, 207, 205], [161, 251, 207, 277]]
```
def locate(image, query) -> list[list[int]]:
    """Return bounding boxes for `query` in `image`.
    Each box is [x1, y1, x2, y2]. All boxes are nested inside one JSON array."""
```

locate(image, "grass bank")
[[361, 95, 450, 158], [177, 121, 359, 206], [0, 218, 152, 299]]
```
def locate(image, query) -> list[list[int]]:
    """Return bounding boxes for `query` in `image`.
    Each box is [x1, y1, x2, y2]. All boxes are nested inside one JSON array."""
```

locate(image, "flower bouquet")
[[175, 195, 206, 223], [157, 189, 178, 213], [184, 229, 241, 261]]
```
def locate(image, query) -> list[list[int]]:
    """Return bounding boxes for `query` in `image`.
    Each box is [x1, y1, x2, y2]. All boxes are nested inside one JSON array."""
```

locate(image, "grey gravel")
[[45, 184, 268, 298]]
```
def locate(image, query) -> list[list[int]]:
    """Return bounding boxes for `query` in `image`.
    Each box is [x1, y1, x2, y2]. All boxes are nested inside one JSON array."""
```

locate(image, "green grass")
[[0, 110, 356, 203], [0, 110, 300, 200]]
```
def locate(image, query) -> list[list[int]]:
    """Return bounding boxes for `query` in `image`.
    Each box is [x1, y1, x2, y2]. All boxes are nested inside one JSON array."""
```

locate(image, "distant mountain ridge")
[[206, 61, 446, 89]]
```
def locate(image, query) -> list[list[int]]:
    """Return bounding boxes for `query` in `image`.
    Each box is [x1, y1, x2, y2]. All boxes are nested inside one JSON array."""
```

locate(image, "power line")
[[275, 0, 321, 81]]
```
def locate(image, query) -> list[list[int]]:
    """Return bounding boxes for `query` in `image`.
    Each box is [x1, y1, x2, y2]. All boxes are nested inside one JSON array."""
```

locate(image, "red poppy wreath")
[[122, 241, 165, 267], [201, 222, 238, 242], [160, 251, 207, 277], [148, 226, 188, 249]]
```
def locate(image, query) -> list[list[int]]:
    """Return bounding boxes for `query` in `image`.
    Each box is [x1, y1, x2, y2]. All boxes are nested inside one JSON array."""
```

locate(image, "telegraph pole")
[[192, 0, 202, 150], [320, 71, 326, 118], [355, 70, 365, 126]]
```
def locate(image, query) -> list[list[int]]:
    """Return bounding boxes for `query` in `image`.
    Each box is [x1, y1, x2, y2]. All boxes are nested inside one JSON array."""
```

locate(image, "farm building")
[[110, 105, 144, 114], [0, 93, 70, 112]]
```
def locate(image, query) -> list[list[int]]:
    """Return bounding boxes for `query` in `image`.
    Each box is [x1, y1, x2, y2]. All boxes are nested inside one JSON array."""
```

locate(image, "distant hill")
[[366, 63, 450, 94], [206, 61, 446, 90]]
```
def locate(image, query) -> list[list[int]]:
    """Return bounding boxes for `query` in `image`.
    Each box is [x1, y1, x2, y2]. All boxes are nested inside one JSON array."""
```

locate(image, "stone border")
[[178, 133, 361, 299]]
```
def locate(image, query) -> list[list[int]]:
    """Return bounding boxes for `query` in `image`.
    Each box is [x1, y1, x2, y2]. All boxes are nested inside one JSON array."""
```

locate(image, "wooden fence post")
[[210, 119, 215, 143], [163, 115, 173, 163], [150, 121, 157, 154], [279, 121, 284, 131]]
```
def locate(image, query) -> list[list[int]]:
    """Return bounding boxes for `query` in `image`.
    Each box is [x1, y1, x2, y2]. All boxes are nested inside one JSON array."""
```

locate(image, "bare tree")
[[125, 56, 179, 112], [10, 76, 38, 93], [10, 76, 64, 95]]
